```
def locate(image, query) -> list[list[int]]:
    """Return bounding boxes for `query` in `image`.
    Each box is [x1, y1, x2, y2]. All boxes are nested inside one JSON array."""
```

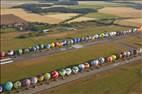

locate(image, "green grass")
[[41, 60, 142, 94], [0, 28, 17, 33], [0, 43, 125, 83], [85, 12, 119, 19]]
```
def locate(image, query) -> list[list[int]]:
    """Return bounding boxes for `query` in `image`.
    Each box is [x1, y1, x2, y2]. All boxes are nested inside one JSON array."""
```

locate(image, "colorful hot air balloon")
[[99, 57, 105, 64], [15, 49, 23, 55], [0, 51, 6, 58], [23, 48, 30, 54], [4, 81, 13, 91], [7, 50, 14, 56], [78, 64, 85, 72], [39, 44, 45, 50], [44, 73, 51, 80], [51, 71, 59, 79], [37, 75, 44, 82], [84, 63, 90, 69], [59, 69, 66, 78], [14, 81, 21, 89], [31, 77, 38, 85], [50, 43, 55, 48], [0, 85, 3, 93], [45, 44, 51, 49], [72, 66, 79, 74], [111, 55, 117, 61], [22, 79, 31, 88], [107, 56, 113, 63], [90, 60, 99, 67], [65, 68, 72, 76]]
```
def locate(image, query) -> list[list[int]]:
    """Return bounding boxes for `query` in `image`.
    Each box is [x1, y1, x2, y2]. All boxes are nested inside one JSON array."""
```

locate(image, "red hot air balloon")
[[51, 71, 59, 80]]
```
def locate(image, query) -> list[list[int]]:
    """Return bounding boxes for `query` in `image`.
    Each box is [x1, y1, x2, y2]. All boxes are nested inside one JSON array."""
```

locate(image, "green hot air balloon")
[[44, 73, 51, 80], [59, 69, 66, 78], [14, 81, 21, 89]]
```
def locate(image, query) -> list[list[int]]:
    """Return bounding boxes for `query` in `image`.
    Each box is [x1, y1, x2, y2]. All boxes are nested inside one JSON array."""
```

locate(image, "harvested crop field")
[[1, 8, 79, 24], [99, 7, 142, 18], [0, 14, 28, 25], [115, 18, 142, 27]]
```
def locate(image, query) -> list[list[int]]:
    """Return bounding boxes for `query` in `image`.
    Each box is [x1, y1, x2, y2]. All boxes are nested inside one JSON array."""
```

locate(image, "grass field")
[[1, 25, 128, 51], [0, 43, 126, 83], [40, 60, 142, 94]]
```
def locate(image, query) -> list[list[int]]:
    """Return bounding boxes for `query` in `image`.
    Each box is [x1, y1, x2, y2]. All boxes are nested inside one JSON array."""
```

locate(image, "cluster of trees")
[[22, 5, 97, 14]]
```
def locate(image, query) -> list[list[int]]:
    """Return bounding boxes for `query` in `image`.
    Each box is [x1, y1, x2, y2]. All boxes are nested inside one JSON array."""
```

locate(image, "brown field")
[[1, 14, 28, 25], [115, 18, 142, 27], [1, 8, 79, 24], [99, 7, 142, 18]]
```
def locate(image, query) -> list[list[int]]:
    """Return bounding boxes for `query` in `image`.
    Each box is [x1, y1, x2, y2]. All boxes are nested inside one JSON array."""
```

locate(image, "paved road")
[[12, 56, 142, 94], [11, 32, 141, 63]]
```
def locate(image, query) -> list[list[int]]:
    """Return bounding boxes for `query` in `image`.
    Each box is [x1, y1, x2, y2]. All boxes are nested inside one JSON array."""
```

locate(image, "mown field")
[[0, 42, 126, 83], [40, 60, 142, 94]]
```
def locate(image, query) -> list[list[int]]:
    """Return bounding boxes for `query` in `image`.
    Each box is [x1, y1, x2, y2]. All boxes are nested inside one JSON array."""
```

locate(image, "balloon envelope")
[[4, 81, 13, 91], [51, 71, 59, 79], [65, 68, 72, 75], [59, 69, 66, 77], [72, 66, 79, 74], [37, 75, 44, 82], [0, 85, 3, 93], [31, 77, 38, 84], [44, 73, 51, 80], [22, 79, 31, 87], [14, 81, 21, 89]]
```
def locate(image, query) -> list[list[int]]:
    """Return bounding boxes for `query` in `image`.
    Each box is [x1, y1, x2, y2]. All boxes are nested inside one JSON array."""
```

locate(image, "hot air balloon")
[[45, 44, 51, 49], [35, 45, 40, 51], [4, 81, 13, 91], [31, 77, 38, 85], [50, 43, 55, 48], [0, 51, 6, 58], [72, 66, 79, 74], [14, 81, 21, 89], [7, 50, 14, 56], [44, 73, 51, 81], [23, 48, 30, 54], [84, 63, 90, 69], [15, 49, 23, 55], [22, 79, 31, 88], [107, 56, 113, 63], [0, 85, 3, 93], [100, 33, 105, 38], [78, 64, 85, 72], [51, 71, 59, 80], [99, 57, 105, 64], [37, 74, 44, 82], [39, 44, 45, 50], [65, 68, 72, 76], [59, 69, 66, 79], [90, 60, 99, 68], [111, 55, 117, 61], [31, 47, 37, 52]]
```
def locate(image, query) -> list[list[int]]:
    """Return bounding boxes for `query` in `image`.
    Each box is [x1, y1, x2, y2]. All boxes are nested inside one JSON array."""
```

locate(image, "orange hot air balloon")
[[137, 25, 142, 32]]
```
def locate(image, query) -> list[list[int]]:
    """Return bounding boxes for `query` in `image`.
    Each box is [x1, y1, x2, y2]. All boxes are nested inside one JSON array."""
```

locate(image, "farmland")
[[40, 60, 142, 94], [0, 1, 142, 94]]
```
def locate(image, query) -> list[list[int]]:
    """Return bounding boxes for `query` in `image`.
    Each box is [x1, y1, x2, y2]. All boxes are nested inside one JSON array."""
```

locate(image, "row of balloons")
[[0, 27, 141, 58], [0, 48, 142, 93]]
